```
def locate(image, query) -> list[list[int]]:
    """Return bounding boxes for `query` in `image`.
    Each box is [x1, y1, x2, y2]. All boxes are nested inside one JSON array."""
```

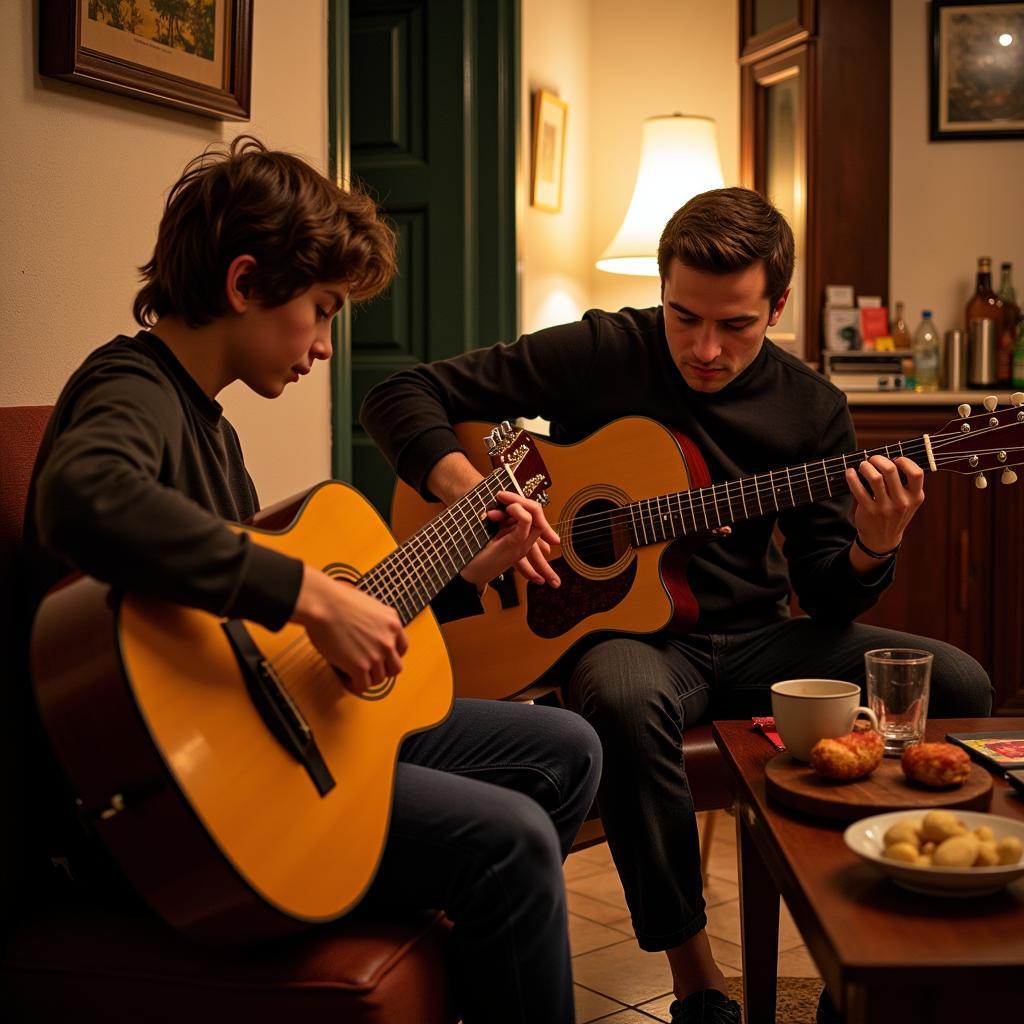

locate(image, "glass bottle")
[[913, 311, 940, 392], [966, 257, 1004, 329], [998, 262, 1019, 385], [1013, 315, 1024, 389], [890, 300, 913, 349]]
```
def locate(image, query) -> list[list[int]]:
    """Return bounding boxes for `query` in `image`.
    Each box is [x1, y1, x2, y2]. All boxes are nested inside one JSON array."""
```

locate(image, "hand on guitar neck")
[[428, 451, 562, 588], [845, 454, 926, 575]]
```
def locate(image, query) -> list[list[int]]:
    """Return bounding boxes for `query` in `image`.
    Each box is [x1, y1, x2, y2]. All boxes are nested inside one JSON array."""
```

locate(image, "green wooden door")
[[329, 0, 519, 514]]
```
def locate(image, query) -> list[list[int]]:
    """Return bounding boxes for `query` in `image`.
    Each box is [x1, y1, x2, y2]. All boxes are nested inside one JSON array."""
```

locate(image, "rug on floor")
[[724, 976, 821, 1024]]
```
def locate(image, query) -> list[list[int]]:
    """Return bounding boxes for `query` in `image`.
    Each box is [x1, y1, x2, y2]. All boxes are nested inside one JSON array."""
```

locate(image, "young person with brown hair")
[[18, 135, 601, 1024], [360, 187, 993, 1024]]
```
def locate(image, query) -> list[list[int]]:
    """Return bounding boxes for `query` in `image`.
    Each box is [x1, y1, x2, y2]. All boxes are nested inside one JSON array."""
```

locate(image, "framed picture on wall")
[[531, 90, 568, 213], [39, 0, 253, 120], [931, 0, 1024, 140]]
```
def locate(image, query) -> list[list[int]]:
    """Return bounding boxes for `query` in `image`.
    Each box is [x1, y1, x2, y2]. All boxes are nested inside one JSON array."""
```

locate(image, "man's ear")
[[767, 287, 792, 327], [225, 254, 258, 313]]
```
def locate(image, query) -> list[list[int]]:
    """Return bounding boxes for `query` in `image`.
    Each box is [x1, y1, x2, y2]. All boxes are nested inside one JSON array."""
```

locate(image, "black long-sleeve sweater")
[[360, 306, 894, 634]]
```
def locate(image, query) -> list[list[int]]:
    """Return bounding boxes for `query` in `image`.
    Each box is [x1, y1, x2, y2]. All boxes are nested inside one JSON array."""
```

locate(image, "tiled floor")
[[566, 810, 820, 1023]]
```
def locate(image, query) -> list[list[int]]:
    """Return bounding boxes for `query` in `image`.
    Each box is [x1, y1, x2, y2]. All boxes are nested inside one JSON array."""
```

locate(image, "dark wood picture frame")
[[930, 0, 1024, 140], [39, 0, 253, 120]]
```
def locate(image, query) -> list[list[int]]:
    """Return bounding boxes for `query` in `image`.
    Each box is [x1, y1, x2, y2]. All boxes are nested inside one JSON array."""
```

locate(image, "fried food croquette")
[[901, 742, 971, 788], [809, 728, 885, 779]]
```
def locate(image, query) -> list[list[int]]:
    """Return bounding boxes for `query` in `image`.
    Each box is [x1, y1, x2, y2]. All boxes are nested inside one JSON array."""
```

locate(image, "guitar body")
[[32, 481, 453, 943], [391, 418, 709, 700]]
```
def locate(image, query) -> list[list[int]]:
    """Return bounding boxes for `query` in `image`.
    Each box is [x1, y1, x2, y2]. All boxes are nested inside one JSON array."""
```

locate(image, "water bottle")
[[913, 311, 940, 392]]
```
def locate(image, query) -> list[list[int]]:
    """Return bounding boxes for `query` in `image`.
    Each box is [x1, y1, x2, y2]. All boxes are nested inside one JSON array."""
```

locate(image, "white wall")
[[0, 2, 331, 504], [891, 0, 1024, 339]]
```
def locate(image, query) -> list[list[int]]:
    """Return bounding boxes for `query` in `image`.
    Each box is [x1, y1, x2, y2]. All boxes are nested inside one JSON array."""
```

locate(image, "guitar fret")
[[628, 503, 642, 546], [822, 459, 831, 498], [803, 463, 812, 503], [725, 481, 734, 522], [785, 467, 796, 508], [675, 492, 688, 535], [699, 487, 709, 530]]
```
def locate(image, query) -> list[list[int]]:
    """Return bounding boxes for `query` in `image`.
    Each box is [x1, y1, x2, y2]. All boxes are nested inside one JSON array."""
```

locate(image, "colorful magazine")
[[945, 731, 1024, 771]]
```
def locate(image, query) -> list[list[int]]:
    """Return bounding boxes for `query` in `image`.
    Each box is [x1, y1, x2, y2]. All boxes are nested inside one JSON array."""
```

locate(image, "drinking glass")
[[864, 648, 933, 757]]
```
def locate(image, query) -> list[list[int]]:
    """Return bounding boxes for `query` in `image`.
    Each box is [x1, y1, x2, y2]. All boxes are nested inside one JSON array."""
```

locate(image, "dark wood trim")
[[328, 0, 353, 483], [739, 0, 815, 64], [39, 0, 252, 120]]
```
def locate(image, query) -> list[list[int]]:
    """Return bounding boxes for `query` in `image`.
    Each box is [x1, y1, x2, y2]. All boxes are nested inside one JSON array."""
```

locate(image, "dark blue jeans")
[[562, 618, 992, 953], [357, 697, 602, 1024]]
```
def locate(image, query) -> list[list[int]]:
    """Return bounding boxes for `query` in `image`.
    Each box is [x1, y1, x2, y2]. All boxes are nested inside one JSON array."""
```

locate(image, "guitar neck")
[[627, 435, 934, 547], [357, 469, 511, 623]]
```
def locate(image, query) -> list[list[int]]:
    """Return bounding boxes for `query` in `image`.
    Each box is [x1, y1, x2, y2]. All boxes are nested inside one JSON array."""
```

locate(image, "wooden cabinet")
[[849, 403, 1024, 715], [739, 0, 891, 365]]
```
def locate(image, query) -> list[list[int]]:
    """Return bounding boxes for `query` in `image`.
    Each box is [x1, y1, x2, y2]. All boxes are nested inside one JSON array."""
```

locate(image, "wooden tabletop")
[[713, 718, 1024, 1024]]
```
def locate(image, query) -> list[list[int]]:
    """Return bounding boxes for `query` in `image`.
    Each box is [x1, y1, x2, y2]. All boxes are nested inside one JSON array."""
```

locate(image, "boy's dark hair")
[[134, 135, 396, 327], [657, 187, 795, 308]]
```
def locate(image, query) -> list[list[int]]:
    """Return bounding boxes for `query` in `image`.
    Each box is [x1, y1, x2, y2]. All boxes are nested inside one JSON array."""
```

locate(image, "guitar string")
[[538, 430, 1021, 541], [267, 472, 509, 678], [252, 428, 1024, 682]]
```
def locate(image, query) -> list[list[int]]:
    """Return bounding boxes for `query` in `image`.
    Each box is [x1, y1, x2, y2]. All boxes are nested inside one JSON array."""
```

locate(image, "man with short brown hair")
[[361, 187, 992, 1023]]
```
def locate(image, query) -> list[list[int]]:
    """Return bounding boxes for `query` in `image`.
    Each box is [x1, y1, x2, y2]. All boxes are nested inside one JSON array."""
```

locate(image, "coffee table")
[[713, 718, 1024, 1024]]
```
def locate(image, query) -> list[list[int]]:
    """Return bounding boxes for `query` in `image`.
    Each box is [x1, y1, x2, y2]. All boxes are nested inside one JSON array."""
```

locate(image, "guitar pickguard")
[[524, 554, 637, 639]]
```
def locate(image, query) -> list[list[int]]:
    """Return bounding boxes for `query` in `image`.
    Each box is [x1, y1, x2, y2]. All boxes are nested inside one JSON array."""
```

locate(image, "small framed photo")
[[39, 0, 253, 121], [931, 0, 1024, 140], [531, 90, 568, 213]]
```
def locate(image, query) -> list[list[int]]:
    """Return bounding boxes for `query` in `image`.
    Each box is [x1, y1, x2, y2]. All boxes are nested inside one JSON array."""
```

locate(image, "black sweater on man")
[[360, 306, 894, 634]]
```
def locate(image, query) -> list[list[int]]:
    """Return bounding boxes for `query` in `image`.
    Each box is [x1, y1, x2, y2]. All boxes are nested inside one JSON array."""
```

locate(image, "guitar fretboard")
[[356, 469, 510, 624], [625, 437, 932, 547]]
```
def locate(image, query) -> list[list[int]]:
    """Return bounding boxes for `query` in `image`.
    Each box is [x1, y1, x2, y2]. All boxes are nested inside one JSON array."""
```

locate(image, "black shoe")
[[816, 987, 843, 1024], [669, 988, 741, 1024]]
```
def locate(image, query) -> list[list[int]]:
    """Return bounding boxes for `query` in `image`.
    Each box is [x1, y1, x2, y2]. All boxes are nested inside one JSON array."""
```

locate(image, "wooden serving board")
[[764, 754, 993, 822]]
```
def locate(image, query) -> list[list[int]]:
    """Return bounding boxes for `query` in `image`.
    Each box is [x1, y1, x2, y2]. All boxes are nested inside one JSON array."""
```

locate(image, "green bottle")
[[1012, 314, 1024, 388]]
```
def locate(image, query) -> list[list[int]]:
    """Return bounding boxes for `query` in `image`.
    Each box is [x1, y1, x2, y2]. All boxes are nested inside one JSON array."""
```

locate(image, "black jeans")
[[357, 697, 602, 1024], [561, 618, 992, 952]]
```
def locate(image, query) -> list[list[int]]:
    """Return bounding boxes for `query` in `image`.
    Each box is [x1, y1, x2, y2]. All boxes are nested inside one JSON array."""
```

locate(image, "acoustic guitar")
[[31, 423, 549, 944], [391, 397, 1024, 701]]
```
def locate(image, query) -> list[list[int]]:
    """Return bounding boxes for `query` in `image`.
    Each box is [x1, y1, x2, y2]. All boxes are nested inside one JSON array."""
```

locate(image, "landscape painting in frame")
[[40, 0, 252, 120], [932, 0, 1024, 139]]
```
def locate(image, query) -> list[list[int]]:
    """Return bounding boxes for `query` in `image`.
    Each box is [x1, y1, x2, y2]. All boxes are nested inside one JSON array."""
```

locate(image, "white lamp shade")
[[596, 114, 725, 277]]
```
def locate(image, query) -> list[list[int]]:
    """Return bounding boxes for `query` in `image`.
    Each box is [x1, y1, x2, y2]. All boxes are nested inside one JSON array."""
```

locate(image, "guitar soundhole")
[[570, 498, 631, 569]]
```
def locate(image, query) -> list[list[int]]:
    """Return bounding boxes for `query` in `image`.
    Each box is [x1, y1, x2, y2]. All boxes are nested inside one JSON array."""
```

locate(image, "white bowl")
[[843, 809, 1024, 898]]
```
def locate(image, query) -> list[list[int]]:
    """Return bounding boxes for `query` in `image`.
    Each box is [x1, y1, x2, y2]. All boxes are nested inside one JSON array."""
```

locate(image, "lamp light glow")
[[596, 114, 725, 277]]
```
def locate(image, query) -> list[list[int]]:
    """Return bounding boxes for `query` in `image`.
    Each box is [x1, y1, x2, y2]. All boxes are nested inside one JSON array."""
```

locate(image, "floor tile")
[[636, 993, 675, 1021], [575, 984, 627, 1023], [701, 875, 739, 908], [588, 1008, 667, 1023], [571, 937, 674, 1007], [566, 867, 630, 912], [566, 851, 618, 883], [704, 895, 805, 952], [570, 913, 638, 956], [568, 888, 634, 927], [777, 945, 822, 978]]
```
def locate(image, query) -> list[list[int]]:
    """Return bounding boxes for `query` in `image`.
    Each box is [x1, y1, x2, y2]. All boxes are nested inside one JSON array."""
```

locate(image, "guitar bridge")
[[222, 620, 335, 797]]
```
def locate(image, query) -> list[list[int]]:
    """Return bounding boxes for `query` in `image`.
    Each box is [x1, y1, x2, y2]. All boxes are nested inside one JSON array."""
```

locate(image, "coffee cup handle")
[[853, 706, 879, 731]]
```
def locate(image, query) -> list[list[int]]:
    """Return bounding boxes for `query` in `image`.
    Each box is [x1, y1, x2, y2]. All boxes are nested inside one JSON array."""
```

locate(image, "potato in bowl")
[[844, 809, 1024, 897]]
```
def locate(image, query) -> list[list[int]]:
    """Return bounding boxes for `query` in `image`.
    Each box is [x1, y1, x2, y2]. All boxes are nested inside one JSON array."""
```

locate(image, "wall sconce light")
[[596, 114, 725, 277]]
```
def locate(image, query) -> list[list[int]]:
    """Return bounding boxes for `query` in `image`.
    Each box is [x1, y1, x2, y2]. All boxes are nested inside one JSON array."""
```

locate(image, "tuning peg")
[[957, 403, 971, 418], [500, 420, 514, 436], [984, 395, 999, 412], [1002, 468, 1018, 485], [975, 473, 988, 489], [536, 491, 550, 506], [1011, 393, 1024, 407], [485, 434, 498, 452]]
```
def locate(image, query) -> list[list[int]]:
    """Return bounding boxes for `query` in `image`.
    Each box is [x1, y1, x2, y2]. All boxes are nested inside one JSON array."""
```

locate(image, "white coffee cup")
[[770, 679, 879, 762]]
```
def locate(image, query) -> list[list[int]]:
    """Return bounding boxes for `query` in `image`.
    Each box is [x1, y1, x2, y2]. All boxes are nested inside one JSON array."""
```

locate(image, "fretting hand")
[[845, 455, 925, 572], [460, 490, 561, 588]]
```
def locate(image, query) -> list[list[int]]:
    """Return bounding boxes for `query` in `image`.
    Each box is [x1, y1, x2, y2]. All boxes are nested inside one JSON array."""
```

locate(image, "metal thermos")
[[942, 329, 967, 389], [968, 319, 997, 386]]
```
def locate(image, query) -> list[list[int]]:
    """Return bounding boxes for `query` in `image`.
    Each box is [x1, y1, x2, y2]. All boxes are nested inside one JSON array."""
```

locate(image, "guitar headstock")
[[933, 393, 1024, 488], [484, 421, 552, 505]]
